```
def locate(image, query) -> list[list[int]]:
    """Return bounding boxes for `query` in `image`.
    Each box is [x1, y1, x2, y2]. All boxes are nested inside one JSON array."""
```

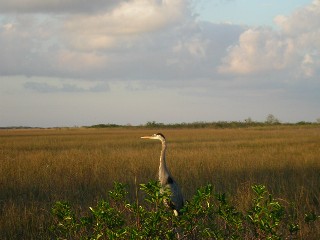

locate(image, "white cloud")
[[173, 37, 208, 59], [300, 53, 318, 78], [218, 28, 295, 74], [274, 0, 320, 36], [0, 0, 200, 80], [63, 0, 189, 51], [219, 0, 320, 79]]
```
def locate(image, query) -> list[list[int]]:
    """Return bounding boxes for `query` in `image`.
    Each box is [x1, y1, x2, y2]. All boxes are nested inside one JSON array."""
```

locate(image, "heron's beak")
[[141, 136, 155, 139]]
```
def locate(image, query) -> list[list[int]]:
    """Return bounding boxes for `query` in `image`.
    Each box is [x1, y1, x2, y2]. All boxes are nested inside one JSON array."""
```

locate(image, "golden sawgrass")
[[0, 126, 319, 239]]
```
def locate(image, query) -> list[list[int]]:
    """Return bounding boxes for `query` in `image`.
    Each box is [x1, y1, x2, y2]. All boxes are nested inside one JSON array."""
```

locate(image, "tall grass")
[[0, 126, 319, 239]]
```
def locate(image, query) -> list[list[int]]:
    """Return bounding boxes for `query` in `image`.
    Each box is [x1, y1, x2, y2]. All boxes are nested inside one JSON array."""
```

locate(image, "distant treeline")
[[87, 120, 320, 129], [1, 120, 319, 130], [0, 126, 43, 130]]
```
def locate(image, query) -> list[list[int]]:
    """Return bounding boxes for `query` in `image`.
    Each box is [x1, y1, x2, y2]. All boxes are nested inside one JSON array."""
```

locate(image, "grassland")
[[0, 126, 319, 239]]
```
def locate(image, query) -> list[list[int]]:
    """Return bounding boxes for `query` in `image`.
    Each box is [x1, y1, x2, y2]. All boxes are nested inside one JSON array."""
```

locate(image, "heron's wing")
[[166, 181, 184, 211]]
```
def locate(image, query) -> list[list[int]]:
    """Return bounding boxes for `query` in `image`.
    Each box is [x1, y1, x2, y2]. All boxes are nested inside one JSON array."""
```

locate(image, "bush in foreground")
[[51, 181, 318, 239]]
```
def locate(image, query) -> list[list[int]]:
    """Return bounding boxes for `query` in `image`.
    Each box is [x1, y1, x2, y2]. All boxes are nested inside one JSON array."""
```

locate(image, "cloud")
[[218, 0, 320, 79], [0, 5, 245, 81], [0, 0, 120, 13], [274, 0, 320, 36], [0, 0, 199, 80], [0, 0, 319, 86], [54, 50, 108, 75], [218, 28, 295, 75], [0, 15, 59, 76], [63, 0, 190, 51], [24, 81, 109, 93]]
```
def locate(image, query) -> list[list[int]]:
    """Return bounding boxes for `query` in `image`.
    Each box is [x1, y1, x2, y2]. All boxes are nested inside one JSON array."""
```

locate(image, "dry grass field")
[[0, 126, 319, 239]]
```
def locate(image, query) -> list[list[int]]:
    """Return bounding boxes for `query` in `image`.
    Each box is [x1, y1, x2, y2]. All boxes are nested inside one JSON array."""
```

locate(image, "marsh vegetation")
[[0, 126, 319, 239]]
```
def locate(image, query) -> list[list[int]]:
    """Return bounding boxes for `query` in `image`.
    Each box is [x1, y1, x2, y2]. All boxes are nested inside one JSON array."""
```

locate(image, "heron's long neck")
[[159, 141, 170, 184]]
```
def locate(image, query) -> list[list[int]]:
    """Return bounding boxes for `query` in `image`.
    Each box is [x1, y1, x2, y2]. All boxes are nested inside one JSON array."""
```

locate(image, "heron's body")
[[141, 133, 184, 215]]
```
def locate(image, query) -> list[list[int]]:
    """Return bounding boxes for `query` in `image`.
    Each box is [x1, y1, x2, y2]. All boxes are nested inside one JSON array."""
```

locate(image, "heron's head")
[[141, 133, 166, 142]]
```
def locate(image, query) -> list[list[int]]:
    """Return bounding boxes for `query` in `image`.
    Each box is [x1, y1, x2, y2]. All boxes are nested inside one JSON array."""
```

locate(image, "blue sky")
[[0, 0, 319, 127], [196, 0, 312, 26]]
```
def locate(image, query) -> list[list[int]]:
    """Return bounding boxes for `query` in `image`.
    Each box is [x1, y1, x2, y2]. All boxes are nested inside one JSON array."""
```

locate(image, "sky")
[[0, 0, 319, 127]]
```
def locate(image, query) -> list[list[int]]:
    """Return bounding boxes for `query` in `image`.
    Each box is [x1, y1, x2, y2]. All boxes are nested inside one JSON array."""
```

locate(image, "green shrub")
[[51, 181, 317, 239]]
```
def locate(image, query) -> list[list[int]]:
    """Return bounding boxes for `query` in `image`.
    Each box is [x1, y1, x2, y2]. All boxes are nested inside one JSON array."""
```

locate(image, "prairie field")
[[0, 126, 319, 239]]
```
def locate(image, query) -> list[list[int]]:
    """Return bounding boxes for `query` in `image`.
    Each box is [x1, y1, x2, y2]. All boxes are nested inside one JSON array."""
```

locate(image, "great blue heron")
[[141, 133, 184, 216]]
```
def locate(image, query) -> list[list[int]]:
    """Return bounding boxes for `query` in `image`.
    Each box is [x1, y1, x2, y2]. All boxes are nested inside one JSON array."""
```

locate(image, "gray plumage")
[[141, 133, 184, 215]]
